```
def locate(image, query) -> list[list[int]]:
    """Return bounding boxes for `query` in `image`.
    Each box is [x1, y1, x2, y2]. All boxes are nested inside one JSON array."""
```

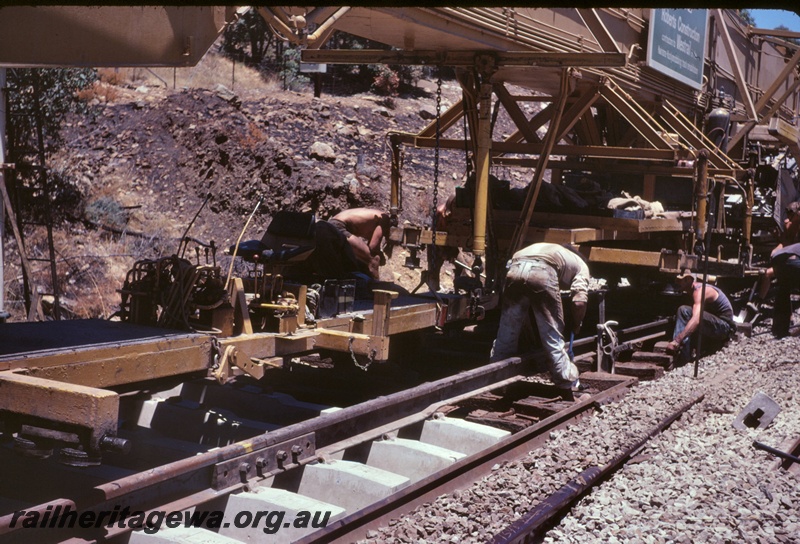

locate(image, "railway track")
[[0, 320, 672, 543]]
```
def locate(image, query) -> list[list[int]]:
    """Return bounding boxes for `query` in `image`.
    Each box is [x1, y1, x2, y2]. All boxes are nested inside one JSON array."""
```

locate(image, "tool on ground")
[[753, 441, 800, 465]]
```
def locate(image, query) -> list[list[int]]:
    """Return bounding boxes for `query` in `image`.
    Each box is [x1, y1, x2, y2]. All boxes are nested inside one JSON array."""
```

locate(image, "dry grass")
[[75, 81, 122, 103], [111, 41, 281, 95], [3, 44, 286, 321]]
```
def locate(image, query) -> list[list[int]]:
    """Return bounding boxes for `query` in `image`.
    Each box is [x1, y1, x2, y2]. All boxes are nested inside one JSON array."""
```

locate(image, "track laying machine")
[[0, 7, 798, 460]]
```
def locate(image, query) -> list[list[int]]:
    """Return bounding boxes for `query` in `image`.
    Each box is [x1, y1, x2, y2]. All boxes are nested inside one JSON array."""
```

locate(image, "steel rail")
[[0, 356, 529, 541], [298, 375, 637, 544], [489, 391, 705, 544], [0, 319, 671, 543], [294, 321, 670, 542]]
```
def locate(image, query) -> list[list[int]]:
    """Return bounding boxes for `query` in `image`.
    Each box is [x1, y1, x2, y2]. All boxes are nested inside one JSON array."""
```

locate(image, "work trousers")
[[491, 258, 579, 388], [772, 256, 800, 338], [672, 305, 732, 364]]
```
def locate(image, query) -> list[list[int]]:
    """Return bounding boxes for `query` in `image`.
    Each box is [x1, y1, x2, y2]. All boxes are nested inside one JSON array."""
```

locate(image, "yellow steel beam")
[[577, 8, 621, 54], [0, 372, 119, 452], [417, 99, 466, 139], [510, 68, 572, 256], [504, 103, 553, 145], [728, 49, 800, 151], [493, 83, 541, 143], [315, 329, 391, 361], [392, 132, 679, 160], [473, 75, 494, 257], [554, 85, 602, 142], [599, 82, 673, 150], [714, 10, 758, 121], [584, 247, 663, 267], [301, 49, 626, 68], [12, 335, 213, 388], [659, 101, 740, 170]]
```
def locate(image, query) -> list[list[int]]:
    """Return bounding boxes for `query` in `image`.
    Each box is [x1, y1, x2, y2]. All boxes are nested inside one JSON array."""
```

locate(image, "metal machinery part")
[[0, 7, 798, 460]]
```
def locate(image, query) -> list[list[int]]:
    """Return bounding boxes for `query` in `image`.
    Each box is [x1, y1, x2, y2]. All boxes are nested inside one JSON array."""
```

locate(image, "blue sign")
[[647, 9, 708, 90]]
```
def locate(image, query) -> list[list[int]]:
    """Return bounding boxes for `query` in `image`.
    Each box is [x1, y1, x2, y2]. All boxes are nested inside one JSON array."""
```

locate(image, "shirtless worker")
[[328, 208, 391, 279]]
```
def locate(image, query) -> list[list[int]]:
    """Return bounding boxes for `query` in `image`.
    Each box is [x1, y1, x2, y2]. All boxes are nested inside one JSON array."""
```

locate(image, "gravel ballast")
[[362, 332, 800, 543]]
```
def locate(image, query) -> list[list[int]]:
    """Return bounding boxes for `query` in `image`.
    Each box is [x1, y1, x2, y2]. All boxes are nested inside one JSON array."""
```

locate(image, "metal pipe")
[[306, 7, 351, 46], [694, 151, 710, 247], [743, 169, 754, 250], [695, 162, 713, 380], [753, 440, 800, 465], [472, 75, 494, 257], [489, 391, 705, 544], [257, 7, 298, 43], [389, 133, 402, 217]]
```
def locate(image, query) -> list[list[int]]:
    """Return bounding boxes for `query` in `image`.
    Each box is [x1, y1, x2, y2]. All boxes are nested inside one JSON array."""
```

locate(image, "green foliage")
[[5, 69, 96, 228], [221, 7, 272, 65], [737, 9, 756, 26], [774, 24, 800, 45], [325, 32, 434, 95], [7, 68, 97, 148], [371, 65, 400, 96], [281, 46, 310, 92], [84, 197, 129, 230]]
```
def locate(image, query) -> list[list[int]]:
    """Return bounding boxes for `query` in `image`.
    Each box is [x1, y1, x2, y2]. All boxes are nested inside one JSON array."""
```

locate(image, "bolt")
[[277, 450, 288, 461], [291, 444, 303, 456], [239, 462, 251, 476], [255, 457, 266, 469], [99, 435, 132, 455]]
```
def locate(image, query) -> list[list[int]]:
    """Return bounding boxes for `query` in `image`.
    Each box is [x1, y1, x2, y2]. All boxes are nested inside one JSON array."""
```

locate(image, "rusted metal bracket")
[[212, 432, 316, 490], [213, 345, 270, 383]]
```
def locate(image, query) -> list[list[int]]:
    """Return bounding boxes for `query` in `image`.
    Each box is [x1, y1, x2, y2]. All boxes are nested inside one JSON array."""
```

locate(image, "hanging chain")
[[462, 91, 473, 182], [430, 77, 443, 270], [349, 336, 375, 371]]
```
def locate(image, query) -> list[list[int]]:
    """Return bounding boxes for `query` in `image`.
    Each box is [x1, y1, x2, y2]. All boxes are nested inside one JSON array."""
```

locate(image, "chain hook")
[[349, 336, 374, 371]]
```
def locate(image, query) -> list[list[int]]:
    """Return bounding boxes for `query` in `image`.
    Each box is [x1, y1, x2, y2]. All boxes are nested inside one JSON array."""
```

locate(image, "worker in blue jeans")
[[490, 243, 590, 391], [771, 242, 800, 338]]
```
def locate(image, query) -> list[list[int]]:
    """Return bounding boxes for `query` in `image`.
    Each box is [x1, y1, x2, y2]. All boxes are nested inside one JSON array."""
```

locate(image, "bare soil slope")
[[12, 72, 474, 318]]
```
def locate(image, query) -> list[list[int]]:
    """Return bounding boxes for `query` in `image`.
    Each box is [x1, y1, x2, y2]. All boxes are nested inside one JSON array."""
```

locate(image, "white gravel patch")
[[361, 334, 800, 544]]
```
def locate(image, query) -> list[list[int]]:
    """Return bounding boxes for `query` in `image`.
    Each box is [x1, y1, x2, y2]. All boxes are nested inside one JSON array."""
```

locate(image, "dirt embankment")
[[12, 78, 475, 319]]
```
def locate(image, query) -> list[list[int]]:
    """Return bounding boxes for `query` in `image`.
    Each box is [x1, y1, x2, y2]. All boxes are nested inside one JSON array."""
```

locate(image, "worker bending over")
[[490, 243, 590, 392], [328, 208, 391, 280]]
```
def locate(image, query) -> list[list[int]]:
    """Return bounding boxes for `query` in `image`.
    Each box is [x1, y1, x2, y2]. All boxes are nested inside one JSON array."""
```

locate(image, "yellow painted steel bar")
[[472, 75, 494, 257], [0, 371, 119, 451]]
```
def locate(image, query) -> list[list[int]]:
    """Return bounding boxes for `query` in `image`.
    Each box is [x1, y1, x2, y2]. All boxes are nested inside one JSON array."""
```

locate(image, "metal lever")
[[596, 320, 619, 373]]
